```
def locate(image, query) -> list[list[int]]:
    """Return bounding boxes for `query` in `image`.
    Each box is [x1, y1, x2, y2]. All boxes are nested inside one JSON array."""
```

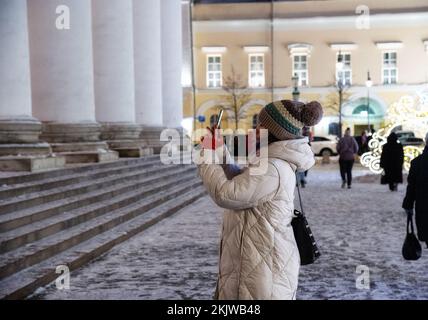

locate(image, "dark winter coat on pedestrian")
[[337, 135, 359, 161], [402, 146, 428, 241], [380, 133, 404, 184]]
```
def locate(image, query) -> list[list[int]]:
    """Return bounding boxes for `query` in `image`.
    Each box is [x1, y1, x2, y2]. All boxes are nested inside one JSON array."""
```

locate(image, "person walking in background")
[[359, 130, 369, 155], [380, 132, 404, 191], [337, 128, 359, 189], [402, 132, 428, 248]]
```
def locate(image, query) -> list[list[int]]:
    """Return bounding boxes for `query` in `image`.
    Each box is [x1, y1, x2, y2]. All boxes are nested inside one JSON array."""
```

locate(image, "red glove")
[[201, 125, 223, 150]]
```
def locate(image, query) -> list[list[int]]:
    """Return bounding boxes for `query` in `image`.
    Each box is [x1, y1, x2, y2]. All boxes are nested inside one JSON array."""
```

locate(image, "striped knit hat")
[[258, 100, 323, 140]]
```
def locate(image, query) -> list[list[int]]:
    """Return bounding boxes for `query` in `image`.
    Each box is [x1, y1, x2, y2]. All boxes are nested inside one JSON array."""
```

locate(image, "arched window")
[[210, 114, 219, 128], [252, 114, 259, 129], [352, 105, 376, 115]]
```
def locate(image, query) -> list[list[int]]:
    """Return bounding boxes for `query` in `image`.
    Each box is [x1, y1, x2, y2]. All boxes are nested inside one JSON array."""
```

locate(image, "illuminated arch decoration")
[[360, 94, 428, 173]]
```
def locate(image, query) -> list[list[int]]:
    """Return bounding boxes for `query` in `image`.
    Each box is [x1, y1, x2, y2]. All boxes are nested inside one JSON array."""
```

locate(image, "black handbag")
[[402, 212, 422, 261], [291, 175, 321, 265]]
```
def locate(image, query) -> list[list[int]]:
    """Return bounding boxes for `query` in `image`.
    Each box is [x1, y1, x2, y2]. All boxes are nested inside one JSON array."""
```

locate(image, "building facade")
[[185, 0, 428, 137]]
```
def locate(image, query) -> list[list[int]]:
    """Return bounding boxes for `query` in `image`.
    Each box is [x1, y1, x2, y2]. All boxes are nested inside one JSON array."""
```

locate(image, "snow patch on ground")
[[33, 163, 428, 300]]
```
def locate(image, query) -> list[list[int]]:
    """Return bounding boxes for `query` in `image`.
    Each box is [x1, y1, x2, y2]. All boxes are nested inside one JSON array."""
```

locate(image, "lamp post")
[[336, 51, 344, 137], [365, 71, 373, 134], [292, 73, 300, 102]]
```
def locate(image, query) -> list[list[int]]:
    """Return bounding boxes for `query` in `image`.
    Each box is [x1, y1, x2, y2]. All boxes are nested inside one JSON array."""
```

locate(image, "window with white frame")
[[207, 55, 222, 88], [336, 53, 352, 86], [293, 54, 308, 86], [249, 54, 265, 88], [382, 51, 397, 84]]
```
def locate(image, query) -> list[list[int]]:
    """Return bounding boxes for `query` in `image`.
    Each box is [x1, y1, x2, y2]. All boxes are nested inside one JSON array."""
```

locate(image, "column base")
[[0, 117, 66, 172], [50, 141, 119, 164], [100, 122, 141, 140], [106, 140, 153, 158], [100, 123, 153, 157], [40, 122, 102, 143], [140, 126, 169, 154], [0, 155, 66, 172], [0, 116, 42, 143], [0, 143, 51, 157], [40, 122, 119, 164]]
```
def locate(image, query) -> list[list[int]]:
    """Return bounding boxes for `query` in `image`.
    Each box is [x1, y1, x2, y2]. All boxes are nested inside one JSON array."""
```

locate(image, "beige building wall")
[[187, 0, 428, 136]]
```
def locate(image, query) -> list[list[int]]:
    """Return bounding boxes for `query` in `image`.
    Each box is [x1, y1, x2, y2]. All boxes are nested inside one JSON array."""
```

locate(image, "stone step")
[[0, 165, 195, 232], [0, 161, 190, 215], [0, 170, 197, 252], [0, 154, 160, 186], [0, 157, 163, 201], [0, 178, 203, 281], [58, 150, 119, 164], [0, 155, 66, 172], [0, 185, 206, 300], [113, 147, 152, 158]]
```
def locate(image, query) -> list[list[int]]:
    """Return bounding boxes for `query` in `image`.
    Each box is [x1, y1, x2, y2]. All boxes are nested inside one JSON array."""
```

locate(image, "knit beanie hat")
[[258, 100, 323, 140]]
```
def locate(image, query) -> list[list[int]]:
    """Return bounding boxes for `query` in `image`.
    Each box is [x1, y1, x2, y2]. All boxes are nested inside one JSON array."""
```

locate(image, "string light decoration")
[[360, 93, 428, 173]]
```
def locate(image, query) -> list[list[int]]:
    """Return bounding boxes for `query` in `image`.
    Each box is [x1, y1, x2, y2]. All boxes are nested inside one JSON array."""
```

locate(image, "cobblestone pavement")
[[33, 164, 428, 300]]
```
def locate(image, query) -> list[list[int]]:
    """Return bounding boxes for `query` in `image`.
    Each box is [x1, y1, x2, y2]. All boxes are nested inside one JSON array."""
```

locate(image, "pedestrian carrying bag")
[[402, 212, 422, 261], [291, 174, 321, 265]]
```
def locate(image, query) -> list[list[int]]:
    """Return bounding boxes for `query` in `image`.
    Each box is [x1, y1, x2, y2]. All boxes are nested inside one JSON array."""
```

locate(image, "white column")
[[161, 0, 184, 128], [92, 0, 141, 142], [0, 0, 32, 118], [92, 0, 135, 124], [0, 0, 41, 143], [27, 0, 98, 142], [133, 0, 163, 127]]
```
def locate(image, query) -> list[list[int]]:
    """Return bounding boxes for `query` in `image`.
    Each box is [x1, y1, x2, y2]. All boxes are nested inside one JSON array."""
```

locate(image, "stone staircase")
[[0, 155, 205, 299]]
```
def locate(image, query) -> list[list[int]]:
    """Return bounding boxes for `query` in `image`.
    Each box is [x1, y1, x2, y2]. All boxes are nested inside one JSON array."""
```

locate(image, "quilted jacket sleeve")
[[196, 148, 279, 210]]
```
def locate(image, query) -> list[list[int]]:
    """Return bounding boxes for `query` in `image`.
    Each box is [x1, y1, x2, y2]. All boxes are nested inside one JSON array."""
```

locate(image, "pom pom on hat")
[[258, 99, 324, 140], [300, 101, 323, 126]]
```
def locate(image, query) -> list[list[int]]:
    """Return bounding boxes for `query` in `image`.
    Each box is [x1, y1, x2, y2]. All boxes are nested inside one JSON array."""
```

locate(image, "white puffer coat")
[[197, 138, 315, 300]]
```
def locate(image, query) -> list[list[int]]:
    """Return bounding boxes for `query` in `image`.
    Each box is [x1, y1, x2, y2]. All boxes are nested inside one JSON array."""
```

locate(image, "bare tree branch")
[[221, 66, 253, 130]]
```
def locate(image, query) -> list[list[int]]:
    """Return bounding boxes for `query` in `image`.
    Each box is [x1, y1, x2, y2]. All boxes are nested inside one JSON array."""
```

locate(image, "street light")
[[336, 51, 344, 137], [292, 73, 300, 102], [365, 71, 373, 134]]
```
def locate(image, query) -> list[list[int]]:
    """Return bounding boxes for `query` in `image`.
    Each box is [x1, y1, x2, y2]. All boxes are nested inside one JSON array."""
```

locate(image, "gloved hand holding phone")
[[200, 109, 224, 150]]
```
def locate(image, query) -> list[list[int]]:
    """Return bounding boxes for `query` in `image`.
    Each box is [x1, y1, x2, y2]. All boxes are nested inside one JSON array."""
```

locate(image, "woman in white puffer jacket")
[[197, 100, 323, 300]]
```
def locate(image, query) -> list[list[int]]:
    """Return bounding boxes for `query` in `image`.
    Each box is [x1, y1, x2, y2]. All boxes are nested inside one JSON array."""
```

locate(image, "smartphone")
[[216, 109, 224, 129]]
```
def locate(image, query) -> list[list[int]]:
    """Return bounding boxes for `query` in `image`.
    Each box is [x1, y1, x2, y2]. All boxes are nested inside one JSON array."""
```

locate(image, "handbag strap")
[[407, 212, 415, 234], [269, 160, 304, 215], [295, 172, 304, 214]]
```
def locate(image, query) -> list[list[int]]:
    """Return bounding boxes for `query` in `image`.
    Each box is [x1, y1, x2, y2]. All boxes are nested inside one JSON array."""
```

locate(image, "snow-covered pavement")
[[32, 163, 428, 300]]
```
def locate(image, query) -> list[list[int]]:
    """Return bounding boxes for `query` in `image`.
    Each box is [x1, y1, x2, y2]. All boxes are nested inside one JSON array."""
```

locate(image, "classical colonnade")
[[0, 0, 184, 168]]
